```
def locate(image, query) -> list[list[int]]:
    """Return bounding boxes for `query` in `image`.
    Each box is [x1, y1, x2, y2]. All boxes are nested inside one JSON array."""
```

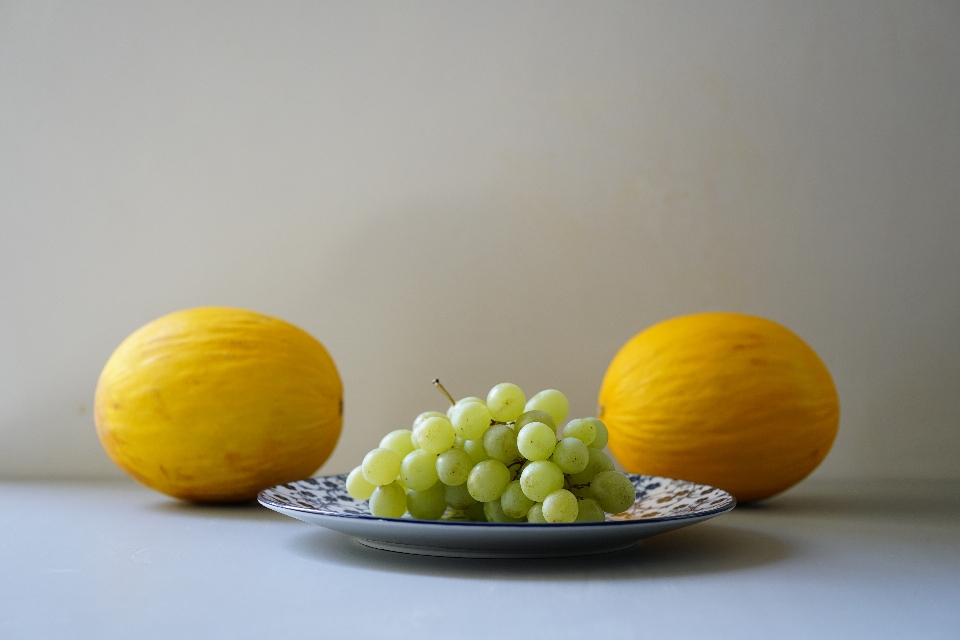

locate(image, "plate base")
[[355, 537, 638, 558]]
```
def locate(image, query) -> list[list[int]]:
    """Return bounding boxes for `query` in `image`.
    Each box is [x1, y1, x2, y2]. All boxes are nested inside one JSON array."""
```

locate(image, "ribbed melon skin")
[[95, 307, 342, 502], [599, 313, 839, 502]]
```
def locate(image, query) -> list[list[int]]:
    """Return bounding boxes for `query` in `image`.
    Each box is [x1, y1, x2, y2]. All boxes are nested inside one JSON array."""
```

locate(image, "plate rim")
[[257, 472, 737, 527]]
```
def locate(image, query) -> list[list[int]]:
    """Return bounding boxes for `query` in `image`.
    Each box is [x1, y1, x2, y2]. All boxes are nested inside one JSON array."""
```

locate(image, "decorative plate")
[[258, 473, 735, 558]]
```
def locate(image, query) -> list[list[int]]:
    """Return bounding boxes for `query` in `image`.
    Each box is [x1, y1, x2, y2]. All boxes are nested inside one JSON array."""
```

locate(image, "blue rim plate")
[[258, 473, 736, 558]]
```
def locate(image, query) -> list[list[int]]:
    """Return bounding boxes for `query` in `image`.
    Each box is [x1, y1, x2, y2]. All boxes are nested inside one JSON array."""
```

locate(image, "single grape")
[[463, 439, 490, 464], [516, 422, 557, 461], [550, 437, 589, 474], [587, 418, 609, 450], [417, 415, 456, 454], [399, 449, 438, 491], [412, 415, 446, 451], [567, 447, 616, 486], [436, 448, 473, 486], [484, 498, 525, 523], [346, 466, 375, 500], [562, 418, 596, 447], [524, 389, 569, 428], [453, 436, 465, 449], [445, 482, 478, 509], [526, 502, 547, 523], [514, 409, 555, 432], [486, 383, 526, 422], [500, 480, 535, 518], [575, 498, 606, 522], [449, 401, 493, 440], [369, 482, 406, 518], [591, 471, 637, 513], [380, 429, 415, 458], [482, 424, 521, 464], [542, 489, 578, 523], [467, 459, 511, 502], [361, 448, 402, 486], [406, 482, 447, 520], [519, 460, 565, 502]]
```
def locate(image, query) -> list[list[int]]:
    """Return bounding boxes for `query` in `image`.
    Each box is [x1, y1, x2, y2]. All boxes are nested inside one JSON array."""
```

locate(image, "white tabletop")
[[1, 478, 958, 639]]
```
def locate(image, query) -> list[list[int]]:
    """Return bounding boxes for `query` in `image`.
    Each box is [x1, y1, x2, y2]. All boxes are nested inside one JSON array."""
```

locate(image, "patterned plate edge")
[[257, 473, 736, 527]]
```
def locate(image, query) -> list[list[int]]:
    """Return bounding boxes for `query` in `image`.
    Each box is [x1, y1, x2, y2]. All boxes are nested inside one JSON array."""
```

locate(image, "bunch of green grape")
[[345, 381, 637, 523]]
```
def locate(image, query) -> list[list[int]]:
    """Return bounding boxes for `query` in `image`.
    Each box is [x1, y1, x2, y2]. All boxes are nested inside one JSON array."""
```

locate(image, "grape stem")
[[432, 379, 456, 407]]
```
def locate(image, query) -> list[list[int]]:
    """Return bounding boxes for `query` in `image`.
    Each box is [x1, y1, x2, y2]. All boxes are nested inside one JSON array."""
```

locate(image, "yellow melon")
[[598, 312, 839, 502], [94, 307, 342, 502]]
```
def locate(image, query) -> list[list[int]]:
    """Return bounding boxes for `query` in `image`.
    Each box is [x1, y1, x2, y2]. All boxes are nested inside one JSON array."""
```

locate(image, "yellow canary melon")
[[94, 307, 342, 502], [598, 312, 839, 502]]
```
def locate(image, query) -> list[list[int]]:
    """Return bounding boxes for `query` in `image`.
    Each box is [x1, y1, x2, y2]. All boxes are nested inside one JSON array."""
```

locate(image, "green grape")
[[486, 383, 526, 422], [346, 466, 375, 500], [453, 436, 465, 449], [447, 397, 485, 418], [463, 501, 487, 521], [524, 389, 569, 428], [482, 424, 520, 464], [466, 459, 511, 502], [567, 448, 616, 486], [526, 502, 547, 523], [516, 422, 557, 461], [500, 480, 535, 518], [590, 471, 637, 513], [399, 449, 438, 491], [445, 481, 478, 509], [550, 437, 589, 474], [587, 418, 609, 450], [417, 415, 456, 454], [380, 429, 415, 458], [449, 401, 493, 440], [406, 482, 447, 520], [575, 498, 606, 522], [463, 439, 490, 464], [412, 412, 451, 450], [562, 418, 596, 447], [542, 489, 578, 523], [519, 460, 564, 502], [361, 447, 402, 486], [514, 409, 555, 432], [484, 498, 525, 523], [369, 482, 406, 518], [436, 448, 473, 486]]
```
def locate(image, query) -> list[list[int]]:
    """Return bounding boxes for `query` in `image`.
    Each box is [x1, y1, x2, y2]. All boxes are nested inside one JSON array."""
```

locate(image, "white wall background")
[[1, 1, 958, 482]]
